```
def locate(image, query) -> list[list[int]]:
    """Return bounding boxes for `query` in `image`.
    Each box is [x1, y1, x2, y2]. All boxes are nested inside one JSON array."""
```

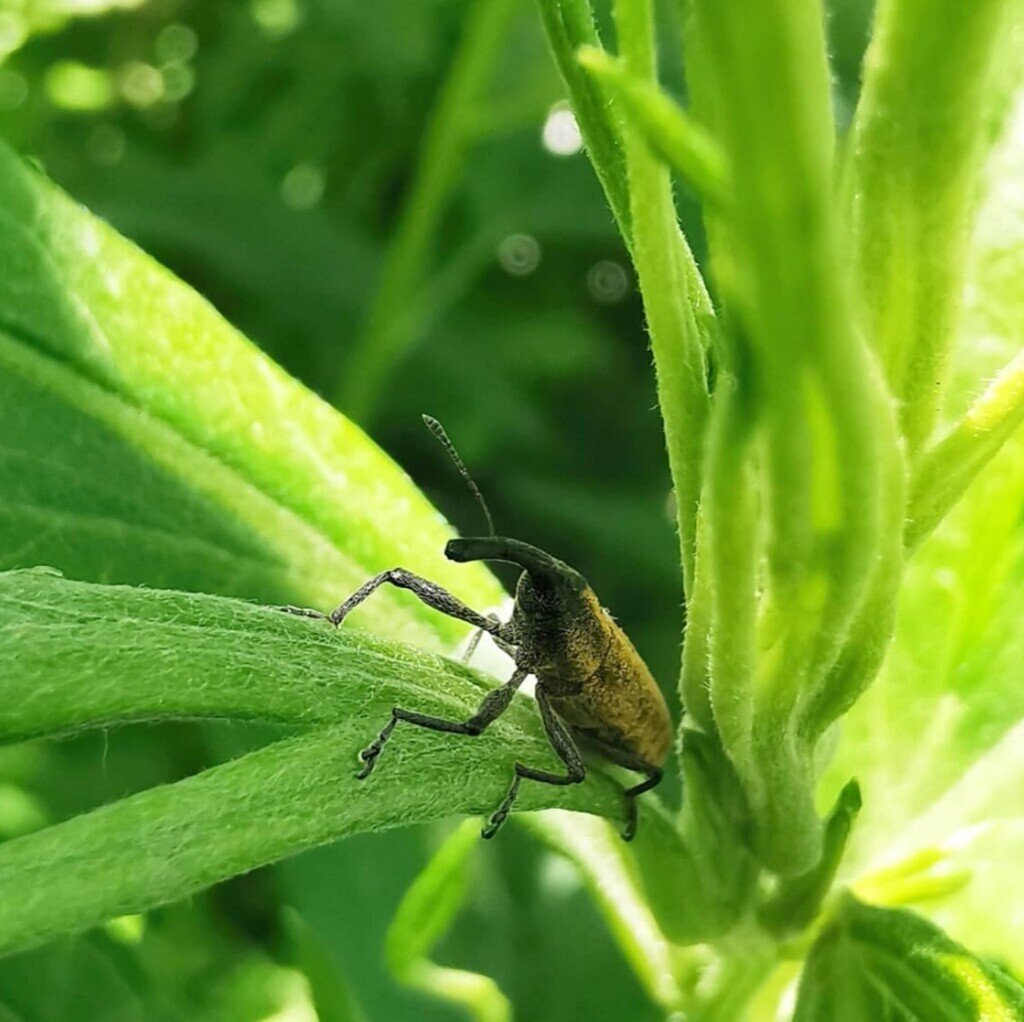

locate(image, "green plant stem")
[[0, 721, 622, 957], [678, 510, 714, 732], [534, 0, 633, 246], [576, 46, 729, 208], [611, 0, 712, 604], [758, 781, 862, 937], [690, 932, 778, 1022], [850, 0, 1013, 457], [684, 0, 881, 874], [800, 389, 907, 740], [702, 379, 757, 783], [906, 348, 1024, 550], [536, 0, 716, 606], [337, 0, 517, 422], [684, 0, 829, 615]]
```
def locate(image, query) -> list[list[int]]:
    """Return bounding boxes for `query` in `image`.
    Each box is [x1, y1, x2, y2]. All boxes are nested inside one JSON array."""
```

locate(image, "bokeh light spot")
[[161, 62, 195, 103], [105, 913, 145, 946], [251, 0, 302, 37], [87, 123, 127, 166], [0, 69, 28, 110], [119, 61, 164, 107], [155, 23, 198, 64], [587, 259, 629, 303], [46, 62, 115, 111], [542, 101, 582, 156], [0, 12, 27, 60], [497, 234, 542, 276], [281, 163, 325, 210]]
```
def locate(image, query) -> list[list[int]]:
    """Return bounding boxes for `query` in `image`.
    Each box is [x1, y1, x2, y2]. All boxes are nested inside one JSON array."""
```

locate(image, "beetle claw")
[[621, 800, 638, 842], [355, 755, 375, 780]]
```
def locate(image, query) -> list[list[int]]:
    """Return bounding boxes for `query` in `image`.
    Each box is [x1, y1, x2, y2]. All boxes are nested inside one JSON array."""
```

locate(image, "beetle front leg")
[[280, 567, 501, 634], [356, 666, 529, 778]]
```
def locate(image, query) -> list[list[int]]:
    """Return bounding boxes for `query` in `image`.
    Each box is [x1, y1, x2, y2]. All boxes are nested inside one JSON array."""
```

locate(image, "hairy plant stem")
[[535, 0, 633, 245], [610, 3, 713, 781], [850, 0, 1014, 457]]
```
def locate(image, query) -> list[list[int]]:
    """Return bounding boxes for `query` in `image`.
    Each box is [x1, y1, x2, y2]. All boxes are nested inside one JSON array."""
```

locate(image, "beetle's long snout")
[[445, 537, 584, 592]]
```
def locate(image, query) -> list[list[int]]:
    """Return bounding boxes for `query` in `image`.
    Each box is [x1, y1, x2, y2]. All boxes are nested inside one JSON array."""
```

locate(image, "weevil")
[[284, 416, 672, 840]]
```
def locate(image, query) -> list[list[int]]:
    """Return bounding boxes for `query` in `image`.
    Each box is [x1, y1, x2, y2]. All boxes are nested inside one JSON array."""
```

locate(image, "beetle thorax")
[[512, 575, 610, 694]]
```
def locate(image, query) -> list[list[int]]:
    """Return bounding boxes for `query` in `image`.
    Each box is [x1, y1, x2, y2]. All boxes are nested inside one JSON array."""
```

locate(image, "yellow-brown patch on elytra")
[[543, 588, 672, 767]]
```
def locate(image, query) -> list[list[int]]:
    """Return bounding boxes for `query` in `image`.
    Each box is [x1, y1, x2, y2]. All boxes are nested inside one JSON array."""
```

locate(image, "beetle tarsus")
[[355, 714, 398, 779], [276, 605, 330, 622], [482, 775, 521, 839], [619, 766, 662, 841]]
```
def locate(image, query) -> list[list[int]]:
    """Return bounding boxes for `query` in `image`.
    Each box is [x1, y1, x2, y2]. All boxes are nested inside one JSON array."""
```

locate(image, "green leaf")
[[0, 139, 503, 650], [0, 569, 624, 956], [0, 936, 156, 1022], [820, 69, 1024, 973], [758, 780, 862, 937], [279, 910, 368, 1022], [850, 724, 1024, 972], [850, 0, 1016, 456], [0, 567, 488, 743], [682, 0, 903, 873], [385, 820, 511, 1022], [907, 348, 1024, 549], [794, 895, 1024, 1021]]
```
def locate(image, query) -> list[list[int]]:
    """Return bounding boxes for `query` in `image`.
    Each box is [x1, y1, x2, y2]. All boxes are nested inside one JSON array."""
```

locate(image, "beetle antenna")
[[422, 414, 495, 537]]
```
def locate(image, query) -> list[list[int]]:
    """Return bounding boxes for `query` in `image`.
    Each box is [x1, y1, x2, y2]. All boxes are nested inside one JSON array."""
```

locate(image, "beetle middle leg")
[[482, 685, 586, 839], [356, 666, 529, 779], [461, 613, 503, 665]]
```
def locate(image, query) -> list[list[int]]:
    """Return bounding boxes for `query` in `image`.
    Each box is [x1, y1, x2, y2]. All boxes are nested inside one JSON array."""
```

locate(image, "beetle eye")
[[570, 571, 589, 594]]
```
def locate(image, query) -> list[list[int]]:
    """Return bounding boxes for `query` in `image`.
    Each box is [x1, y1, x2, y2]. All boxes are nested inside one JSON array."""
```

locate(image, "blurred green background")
[[0, 1, 872, 1018]]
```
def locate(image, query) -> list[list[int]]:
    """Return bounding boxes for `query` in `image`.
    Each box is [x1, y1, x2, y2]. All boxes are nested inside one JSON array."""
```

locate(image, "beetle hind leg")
[[482, 686, 586, 839], [582, 737, 664, 842], [621, 766, 663, 842]]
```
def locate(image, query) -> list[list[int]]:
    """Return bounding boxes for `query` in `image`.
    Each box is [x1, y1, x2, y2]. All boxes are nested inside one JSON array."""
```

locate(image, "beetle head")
[[445, 537, 587, 615]]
